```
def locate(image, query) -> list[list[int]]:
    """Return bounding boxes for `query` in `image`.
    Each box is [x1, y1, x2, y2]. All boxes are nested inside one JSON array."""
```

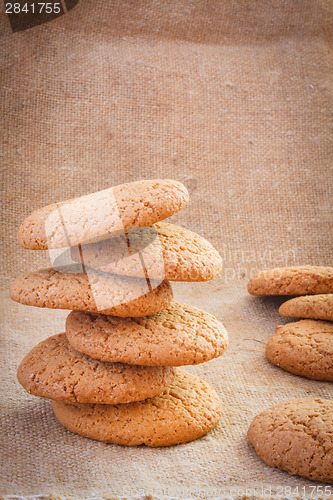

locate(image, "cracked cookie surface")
[[10, 266, 172, 317], [279, 294, 333, 321], [266, 320, 333, 381], [248, 398, 333, 483], [65, 301, 228, 366], [71, 222, 222, 282], [17, 179, 189, 249], [247, 266, 333, 295], [51, 369, 223, 446], [17, 333, 175, 404]]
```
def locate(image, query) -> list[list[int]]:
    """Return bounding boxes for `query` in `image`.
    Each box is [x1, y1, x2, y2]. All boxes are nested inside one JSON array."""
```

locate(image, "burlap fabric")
[[1, 1, 333, 498]]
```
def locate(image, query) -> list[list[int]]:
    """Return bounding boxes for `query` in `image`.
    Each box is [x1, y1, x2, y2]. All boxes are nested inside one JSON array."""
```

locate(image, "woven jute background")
[[1, 1, 333, 498]]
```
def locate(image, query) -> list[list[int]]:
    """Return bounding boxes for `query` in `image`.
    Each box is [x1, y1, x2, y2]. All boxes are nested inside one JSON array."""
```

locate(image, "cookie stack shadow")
[[10, 179, 228, 447]]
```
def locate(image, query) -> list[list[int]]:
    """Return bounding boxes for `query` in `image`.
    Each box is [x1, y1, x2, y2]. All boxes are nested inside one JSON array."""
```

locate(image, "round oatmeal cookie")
[[247, 266, 333, 296], [279, 294, 333, 321], [17, 179, 189, 249], [266, 320, 333, 381], [17, 333, 175, 404], [52, 369, 223, 447], [65, 301, 228, 366], [248, 398, 333, 483], [10, 266, 172, 317], [71, 222, 222, 282]]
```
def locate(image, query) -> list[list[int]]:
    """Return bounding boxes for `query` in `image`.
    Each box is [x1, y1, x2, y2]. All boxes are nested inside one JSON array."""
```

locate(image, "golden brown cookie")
[[51, 369, 222, 447], [17, 333, 175, 404], [279, 294, 333, 321], [266, 320, 333, 381], [65, 301, 228, 366], [247, 266, 333, 296], [248, 398, 333, 483], [71, 222, 222, 282], [17, 179, 189, 249], [10, 266, 173, 317]]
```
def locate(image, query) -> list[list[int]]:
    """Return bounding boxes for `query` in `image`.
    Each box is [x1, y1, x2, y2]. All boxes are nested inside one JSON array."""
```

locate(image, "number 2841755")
[[6, 3, 62, 14]]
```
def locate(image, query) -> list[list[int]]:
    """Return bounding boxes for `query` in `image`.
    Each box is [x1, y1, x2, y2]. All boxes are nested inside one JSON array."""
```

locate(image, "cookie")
[[247, 266, 333, 296], [10, 266, 172, 317], [17, 333, 175, 404], [248, 398, 333, 483], [71, 222, 222, 282], [17, 179, 189, 250], [65, 301, 228, 366], [51, 369, 222, 447], [279, 294, 333, 321], [266, 320, 333, 381]]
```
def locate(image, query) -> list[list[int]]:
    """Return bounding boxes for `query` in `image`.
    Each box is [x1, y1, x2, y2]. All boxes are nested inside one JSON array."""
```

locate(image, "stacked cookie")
[[11, 179, 228, 447], [247, 265, 333, 483], [248, 265, 333, 381]]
